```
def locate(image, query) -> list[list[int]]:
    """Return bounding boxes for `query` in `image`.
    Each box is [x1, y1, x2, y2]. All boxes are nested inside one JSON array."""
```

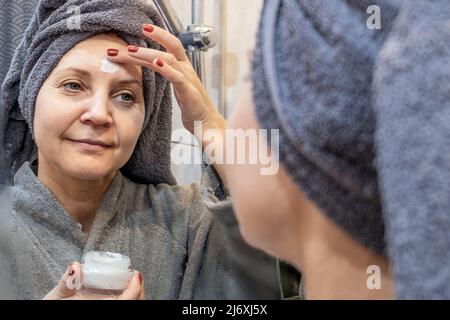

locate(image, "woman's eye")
[[62, 82, 82, 91], [116, 93, 136, 105]]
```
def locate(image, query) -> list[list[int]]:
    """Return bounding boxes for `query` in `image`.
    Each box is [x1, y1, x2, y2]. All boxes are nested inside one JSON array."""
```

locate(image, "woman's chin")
[[62, 162, 116, 181]]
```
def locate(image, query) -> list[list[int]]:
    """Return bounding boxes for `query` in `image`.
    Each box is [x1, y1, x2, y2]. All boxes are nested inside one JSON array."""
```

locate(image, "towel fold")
[[0, 0, 176, 186]]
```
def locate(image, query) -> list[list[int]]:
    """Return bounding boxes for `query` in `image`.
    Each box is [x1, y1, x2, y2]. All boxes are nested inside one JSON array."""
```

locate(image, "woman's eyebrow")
[[116, 79, 142, 86], [54, 67, 91, 78]]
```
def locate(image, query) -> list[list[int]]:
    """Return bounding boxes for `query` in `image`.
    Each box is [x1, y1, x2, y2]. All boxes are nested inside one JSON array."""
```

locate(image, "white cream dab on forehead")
[[100, 57, 119, 74]]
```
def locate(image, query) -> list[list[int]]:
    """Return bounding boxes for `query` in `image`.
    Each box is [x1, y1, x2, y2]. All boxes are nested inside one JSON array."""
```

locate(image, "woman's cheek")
[[226, 84, 284, 239], [115, 108, 145, 154], [34, 95, 64, 145]]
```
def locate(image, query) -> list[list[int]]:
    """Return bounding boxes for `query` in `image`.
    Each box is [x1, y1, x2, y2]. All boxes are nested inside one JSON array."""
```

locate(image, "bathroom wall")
[[151, 0, 263, 185], [0, 0, 40, 84]]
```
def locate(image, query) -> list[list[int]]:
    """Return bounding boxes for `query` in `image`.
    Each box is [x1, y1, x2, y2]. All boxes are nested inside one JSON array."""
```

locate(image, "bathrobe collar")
[[12, 161, 126, 251]]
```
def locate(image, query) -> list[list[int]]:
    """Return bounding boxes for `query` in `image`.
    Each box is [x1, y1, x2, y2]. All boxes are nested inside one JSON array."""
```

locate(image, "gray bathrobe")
[[0, 161, 284, 300]]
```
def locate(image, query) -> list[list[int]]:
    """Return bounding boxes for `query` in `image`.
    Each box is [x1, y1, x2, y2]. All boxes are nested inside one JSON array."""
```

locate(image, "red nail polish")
[[138, 272, 143, 285], [128, 45, 139, 53], [107, 49, 119, 56], [156, 58, 164, 67], [68, 267, 75, 276], [143, 24, 154, 33]]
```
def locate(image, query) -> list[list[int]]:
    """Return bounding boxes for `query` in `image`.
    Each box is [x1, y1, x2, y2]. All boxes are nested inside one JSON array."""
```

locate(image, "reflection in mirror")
[[0, 0, 300, 301]]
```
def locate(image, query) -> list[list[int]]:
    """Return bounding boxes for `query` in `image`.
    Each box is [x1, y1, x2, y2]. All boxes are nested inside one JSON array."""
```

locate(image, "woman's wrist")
[[189, 112, 227, 183], [191, 113, 227, 150]]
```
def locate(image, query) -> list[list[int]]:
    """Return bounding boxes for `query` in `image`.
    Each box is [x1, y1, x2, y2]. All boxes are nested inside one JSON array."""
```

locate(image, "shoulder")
[[120, 175, 211, 241], [123, 174, 205, 212]]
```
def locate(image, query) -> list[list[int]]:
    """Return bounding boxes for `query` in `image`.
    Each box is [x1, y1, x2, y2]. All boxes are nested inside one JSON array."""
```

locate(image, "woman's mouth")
[[67, 138, 113, 152]]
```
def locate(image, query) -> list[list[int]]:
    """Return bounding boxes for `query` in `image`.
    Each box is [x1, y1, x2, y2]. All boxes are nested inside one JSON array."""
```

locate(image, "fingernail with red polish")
[[156, 58, 164, 67], [138, 272, 143, 285], [128, 45, 139, 53], [107, 48, 119, 56], [143, 24, 154, 33]]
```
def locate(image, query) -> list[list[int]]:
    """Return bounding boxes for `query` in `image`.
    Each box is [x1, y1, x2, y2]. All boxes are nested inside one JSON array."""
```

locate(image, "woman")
[[0, 0, 292, 300], [88, 0, 450, 299], [104, 1, 395, 298], [224, 0, 450, 299]]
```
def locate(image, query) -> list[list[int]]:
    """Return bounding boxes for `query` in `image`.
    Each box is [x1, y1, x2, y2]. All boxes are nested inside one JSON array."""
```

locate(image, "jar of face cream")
[[79, 251, 134, 296]]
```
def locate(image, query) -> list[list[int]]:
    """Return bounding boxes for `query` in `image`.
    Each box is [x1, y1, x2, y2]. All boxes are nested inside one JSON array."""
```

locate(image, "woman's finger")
[[127, 45, 178, 66], [107, 48, 153, 69], [116, 271, 143, 300], [107, 50, 187, 93], [151, 58, 187, 88], [139, 284, 145, 300], [65, 262, 82, 290], [43, 262, 82, 300], [142, 24, 188, 62], [107, 47, 177, 68]]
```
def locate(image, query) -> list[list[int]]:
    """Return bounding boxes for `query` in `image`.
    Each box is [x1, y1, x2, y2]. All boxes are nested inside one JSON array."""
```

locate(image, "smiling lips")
[[68, 138, 113, 152]]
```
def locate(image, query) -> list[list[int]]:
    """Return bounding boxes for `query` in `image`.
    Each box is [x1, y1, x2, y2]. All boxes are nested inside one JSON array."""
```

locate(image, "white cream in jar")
[[80, 251, 134, 296]]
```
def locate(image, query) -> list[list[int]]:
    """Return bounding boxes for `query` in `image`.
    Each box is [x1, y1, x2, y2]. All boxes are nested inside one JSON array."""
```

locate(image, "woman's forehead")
[[76, 33, 128, 50], [52, 34, 143, 81]]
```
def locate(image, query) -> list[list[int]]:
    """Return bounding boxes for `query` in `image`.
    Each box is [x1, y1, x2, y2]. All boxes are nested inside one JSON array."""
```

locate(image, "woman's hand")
[[43, 262, 145, 300], [106, 23, 226, 138]]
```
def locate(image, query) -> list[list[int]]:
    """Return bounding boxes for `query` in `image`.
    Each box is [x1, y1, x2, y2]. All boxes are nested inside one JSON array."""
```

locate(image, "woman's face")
[[226, 81, 308, 263], [34, 34, 145, 181]]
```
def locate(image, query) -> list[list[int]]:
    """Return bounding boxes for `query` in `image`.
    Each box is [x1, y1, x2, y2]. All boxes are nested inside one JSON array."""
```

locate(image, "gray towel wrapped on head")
[[252, 0, 402, 255], [0, 0, 176, 186], [253, 0, 450, 298]]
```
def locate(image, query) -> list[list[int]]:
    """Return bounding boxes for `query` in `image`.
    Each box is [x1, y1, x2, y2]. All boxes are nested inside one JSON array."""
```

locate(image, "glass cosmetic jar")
[[79, 251, 134, 296]]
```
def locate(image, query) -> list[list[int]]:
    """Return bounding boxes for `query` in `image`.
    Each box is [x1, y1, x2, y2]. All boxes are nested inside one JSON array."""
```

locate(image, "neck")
[[288, 201, 394, 300], [36, 157, 115, 233]]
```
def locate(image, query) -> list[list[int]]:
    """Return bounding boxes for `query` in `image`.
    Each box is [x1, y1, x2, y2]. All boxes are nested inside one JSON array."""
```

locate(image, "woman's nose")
[[80, 94, 113, 126]]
